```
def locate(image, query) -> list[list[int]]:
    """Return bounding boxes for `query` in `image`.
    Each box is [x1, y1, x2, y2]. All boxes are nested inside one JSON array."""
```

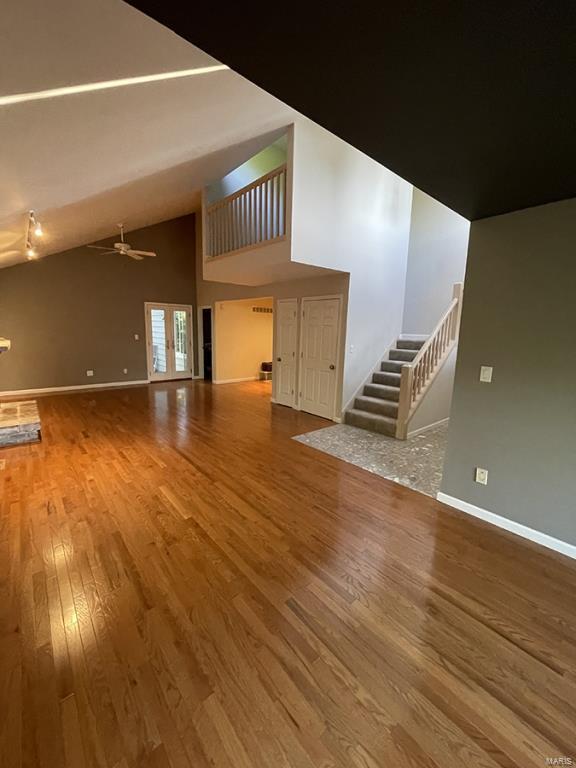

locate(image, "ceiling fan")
[[88, 224, 157, 260]]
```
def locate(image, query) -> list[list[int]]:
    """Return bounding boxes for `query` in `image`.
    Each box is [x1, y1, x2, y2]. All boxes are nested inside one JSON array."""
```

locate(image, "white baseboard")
[[408, 417, 449, 438], [399, 333, 428, 341], [437, 492, 576, 561], [0, 380, 148, 398], [212, 376, 259, 385]]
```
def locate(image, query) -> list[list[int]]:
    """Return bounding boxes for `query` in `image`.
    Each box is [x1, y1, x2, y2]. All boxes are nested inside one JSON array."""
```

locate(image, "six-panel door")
[[299, 298, 341, 419], [275, 299, 298, 407]]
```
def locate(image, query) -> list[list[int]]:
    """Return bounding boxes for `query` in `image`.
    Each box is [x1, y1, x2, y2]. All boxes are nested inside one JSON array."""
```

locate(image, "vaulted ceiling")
[[126, 2, 576, 221], [0, 0, 297, 267]]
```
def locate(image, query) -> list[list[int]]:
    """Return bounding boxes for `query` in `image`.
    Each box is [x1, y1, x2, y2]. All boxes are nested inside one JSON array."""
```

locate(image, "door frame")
[[144, 302, 194, 383], [296, 294, 344, 421], [197, 304, 213, 380]]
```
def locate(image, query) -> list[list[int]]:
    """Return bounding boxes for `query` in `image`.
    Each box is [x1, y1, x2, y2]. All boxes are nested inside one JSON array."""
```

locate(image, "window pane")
[[173, 310, 188, 373], [151, 309, 167, 373]]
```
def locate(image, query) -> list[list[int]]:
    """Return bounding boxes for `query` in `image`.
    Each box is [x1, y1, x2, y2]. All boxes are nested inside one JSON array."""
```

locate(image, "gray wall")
[[0, 215, 196, 392], [441, 198, 576, 546]]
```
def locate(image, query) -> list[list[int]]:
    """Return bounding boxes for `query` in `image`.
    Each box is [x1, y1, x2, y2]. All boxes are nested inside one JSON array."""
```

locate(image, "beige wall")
[[213, 298, 273, 382], [0, 215, 196, 393]]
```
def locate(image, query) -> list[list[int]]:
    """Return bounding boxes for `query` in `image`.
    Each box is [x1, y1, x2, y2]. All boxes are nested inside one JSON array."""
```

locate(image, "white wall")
[[213, 298, 273, 382], [403, 189, 470, 334], [290, 120, 413, 407], [403, 189, 470, 433]]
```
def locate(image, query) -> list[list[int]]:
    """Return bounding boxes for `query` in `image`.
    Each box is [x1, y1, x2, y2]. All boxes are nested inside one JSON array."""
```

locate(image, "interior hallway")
[[1, 380, 575, 768]]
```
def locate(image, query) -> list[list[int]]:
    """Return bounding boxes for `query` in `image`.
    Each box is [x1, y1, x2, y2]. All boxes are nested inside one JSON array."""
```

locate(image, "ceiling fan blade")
[[88, 245, 115, 251], [128, 252, 144, 260], [128, 249, 156, 258]]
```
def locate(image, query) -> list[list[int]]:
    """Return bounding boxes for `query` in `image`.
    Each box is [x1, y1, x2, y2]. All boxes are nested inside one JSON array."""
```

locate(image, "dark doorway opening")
[[202, 307, 213, 380]]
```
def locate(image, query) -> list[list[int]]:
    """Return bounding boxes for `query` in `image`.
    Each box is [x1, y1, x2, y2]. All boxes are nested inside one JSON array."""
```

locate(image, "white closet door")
[[299, 298, 341, 419], [275, 299, 298, 407]]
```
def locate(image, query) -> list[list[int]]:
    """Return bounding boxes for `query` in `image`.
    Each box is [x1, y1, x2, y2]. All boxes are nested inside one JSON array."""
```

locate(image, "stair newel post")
[[451, 282, 463, 340], [395, 364, 413, 440]]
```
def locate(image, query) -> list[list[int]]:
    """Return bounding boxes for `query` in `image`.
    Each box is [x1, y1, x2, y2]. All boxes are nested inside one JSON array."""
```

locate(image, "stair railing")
[[205, 164, 287, 258], [395, 282, 463, 439]]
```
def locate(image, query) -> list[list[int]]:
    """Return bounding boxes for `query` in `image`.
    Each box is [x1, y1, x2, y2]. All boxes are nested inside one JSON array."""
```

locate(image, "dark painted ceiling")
[[128, 2, 576, 220]]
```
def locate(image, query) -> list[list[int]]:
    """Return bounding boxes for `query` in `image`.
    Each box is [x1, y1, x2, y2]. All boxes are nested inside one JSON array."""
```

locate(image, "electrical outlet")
[[134, 333, 139, 341], [86, 369, 94, 377], [475, 467, 489, 485], [479, 365, 493, 383], [0, 459, 6, 470], [123, 368, 128, 375]]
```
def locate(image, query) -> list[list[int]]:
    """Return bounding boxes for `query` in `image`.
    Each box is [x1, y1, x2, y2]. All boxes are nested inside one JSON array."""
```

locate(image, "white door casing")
[[299, 297, 341, 419], [274, 299, 298, 407], [145, 303, 193, 382]]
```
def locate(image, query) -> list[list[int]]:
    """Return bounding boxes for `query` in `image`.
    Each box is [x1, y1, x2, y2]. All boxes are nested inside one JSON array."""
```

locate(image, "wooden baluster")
[[276, 174, 281, 237], [259, 182, 264, 242], [395, 365, 413, 439], [240, 195, 248, 248], [265, 179, 269, 240], [207, 211, 212, 257], [280, 169, 286, 236], [249, 188, 254, 245], [228, 201, 233, 253], [266, 179, 273, 240]]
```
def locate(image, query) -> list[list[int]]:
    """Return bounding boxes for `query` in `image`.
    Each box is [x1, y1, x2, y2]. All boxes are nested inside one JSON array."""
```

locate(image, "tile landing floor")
[[294, 421, 448, 497]]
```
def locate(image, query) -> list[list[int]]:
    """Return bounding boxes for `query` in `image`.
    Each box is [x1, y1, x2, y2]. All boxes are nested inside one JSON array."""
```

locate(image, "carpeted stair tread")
[[345, 409, 397, 436], [354, 395, 399, 417], [396, 339, 425, 350], [389, 348, 418, 362], [372, 371, 401, 386], [363, 383, 400, 401], [381, 360, 405, 373]]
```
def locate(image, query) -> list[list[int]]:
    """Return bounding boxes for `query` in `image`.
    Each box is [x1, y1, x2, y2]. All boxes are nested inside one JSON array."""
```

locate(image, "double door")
[[275, 296, 341, 420], [145, 303, 193, 382]]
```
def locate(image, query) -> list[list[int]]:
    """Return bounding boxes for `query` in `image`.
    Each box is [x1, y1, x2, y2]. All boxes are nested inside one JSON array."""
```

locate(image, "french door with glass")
[[145, 303, 193, 382]]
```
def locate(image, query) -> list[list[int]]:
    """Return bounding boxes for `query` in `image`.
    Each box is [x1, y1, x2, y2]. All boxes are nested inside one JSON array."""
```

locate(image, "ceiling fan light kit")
[[87, 223, 157, 261], [26, 210, 44, 260]]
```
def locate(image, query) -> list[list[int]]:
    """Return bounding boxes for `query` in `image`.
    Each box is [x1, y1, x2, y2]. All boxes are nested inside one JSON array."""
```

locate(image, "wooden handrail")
[[205, 164, 287, 258], [395, 282, 463, 439], [206, 164, 287, 213], [409, 297, 458, 370]]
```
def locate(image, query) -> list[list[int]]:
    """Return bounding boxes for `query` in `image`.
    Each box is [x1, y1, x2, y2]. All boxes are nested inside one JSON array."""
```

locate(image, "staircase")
[[345, 339, 424, 436], [345, 282, 464, 439]]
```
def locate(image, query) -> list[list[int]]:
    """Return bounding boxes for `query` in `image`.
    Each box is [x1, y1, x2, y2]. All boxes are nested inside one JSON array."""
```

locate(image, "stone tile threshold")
[[293, 422, 448, 498]]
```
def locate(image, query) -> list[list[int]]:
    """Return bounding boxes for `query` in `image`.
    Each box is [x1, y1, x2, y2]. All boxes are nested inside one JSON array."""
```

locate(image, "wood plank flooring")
[[1, 380, 575, 768]]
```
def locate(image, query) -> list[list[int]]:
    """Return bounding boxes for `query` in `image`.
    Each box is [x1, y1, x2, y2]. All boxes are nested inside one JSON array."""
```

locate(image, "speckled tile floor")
[[294, 422, 448, 497]]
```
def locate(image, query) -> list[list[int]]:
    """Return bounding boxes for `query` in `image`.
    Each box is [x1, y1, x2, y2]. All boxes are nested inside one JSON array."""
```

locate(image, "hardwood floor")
[[1, 380, 575, 768]]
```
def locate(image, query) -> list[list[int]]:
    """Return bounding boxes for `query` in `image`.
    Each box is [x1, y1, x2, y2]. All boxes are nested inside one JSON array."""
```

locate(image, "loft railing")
[[205, 164, 287, 258], [395, 282, 463, 439]]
